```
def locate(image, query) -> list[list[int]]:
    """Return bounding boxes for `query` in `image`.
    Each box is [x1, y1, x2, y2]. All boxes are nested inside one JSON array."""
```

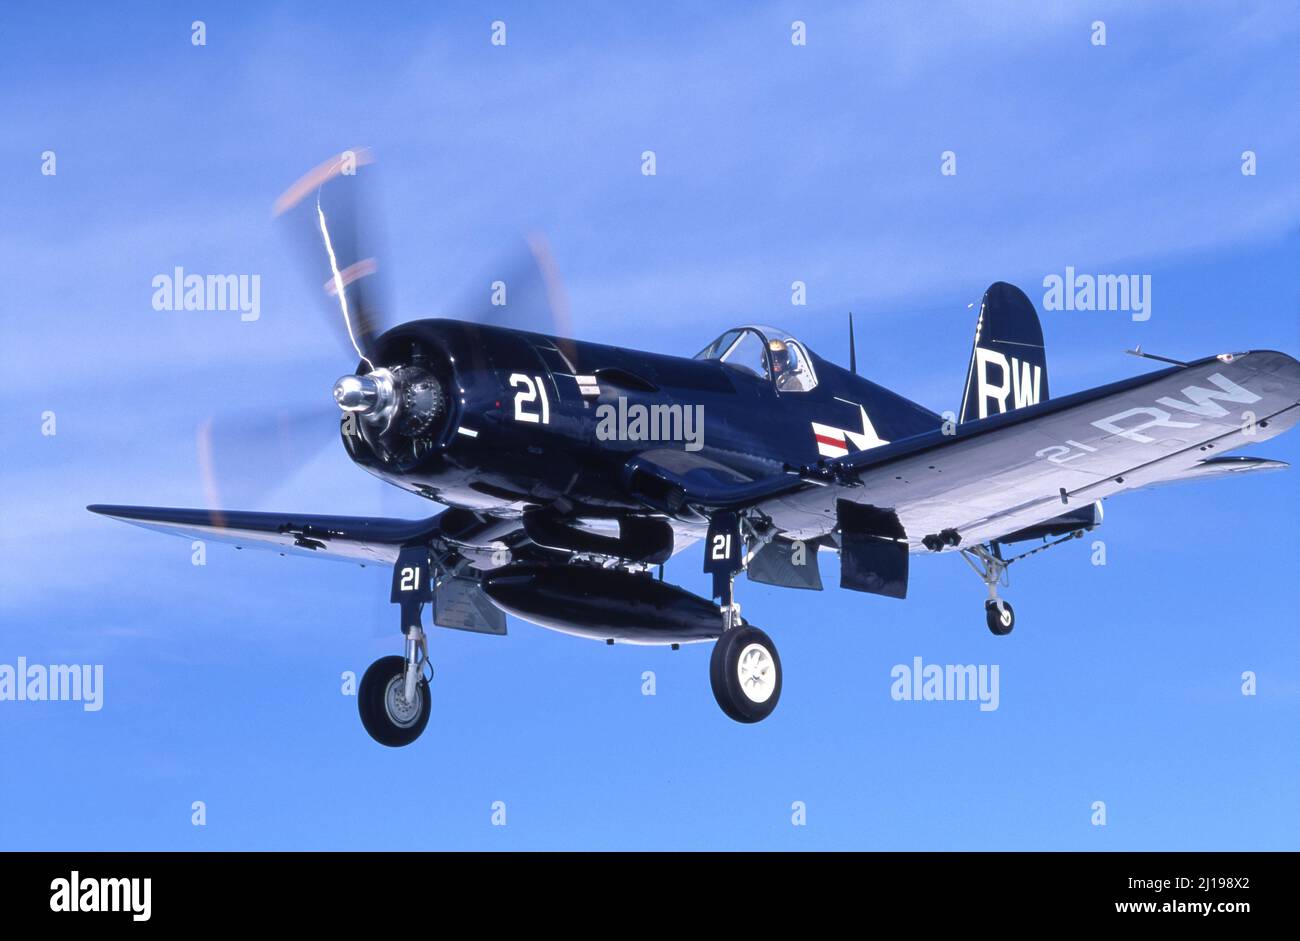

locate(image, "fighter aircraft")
[[89, 152, 1300, 744]]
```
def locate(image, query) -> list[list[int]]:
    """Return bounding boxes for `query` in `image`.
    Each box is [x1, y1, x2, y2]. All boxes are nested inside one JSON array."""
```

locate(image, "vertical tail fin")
[[959, 282, 1049, 423]]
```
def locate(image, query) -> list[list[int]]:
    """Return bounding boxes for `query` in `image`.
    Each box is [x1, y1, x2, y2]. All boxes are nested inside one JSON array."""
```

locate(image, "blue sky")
[[2, 1, 1298, 849]]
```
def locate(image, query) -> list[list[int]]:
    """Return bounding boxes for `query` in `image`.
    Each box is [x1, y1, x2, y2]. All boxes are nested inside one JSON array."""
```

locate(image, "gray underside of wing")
[[758, 350, 1300, 550]]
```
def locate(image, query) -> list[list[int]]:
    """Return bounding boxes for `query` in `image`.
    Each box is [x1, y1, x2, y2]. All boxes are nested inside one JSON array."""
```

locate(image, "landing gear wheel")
[[710, 625, 782, 723], [358, 654, 431, 747], [985, 599, 1015, 636]]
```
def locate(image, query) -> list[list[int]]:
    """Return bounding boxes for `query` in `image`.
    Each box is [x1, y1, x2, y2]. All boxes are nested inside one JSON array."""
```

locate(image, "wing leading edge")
[[87, 505, 445, 565]]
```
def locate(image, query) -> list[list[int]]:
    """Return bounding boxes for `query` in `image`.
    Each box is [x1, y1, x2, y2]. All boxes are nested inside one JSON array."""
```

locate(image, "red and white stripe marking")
[[811, 423, 849, 458]]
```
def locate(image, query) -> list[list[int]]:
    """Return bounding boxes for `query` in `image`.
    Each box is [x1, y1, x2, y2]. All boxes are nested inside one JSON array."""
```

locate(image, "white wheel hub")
[[997, 604, 1012, 626], [736, 642, 776, 703], [383, 675, 423, 727]]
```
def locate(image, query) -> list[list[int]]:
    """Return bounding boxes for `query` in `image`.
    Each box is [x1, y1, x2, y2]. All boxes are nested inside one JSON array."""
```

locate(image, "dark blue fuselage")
[[346, 319, 940, 517]]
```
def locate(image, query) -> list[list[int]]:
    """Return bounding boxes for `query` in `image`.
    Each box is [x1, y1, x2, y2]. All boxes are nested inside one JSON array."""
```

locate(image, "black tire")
[[709, 625, 782, 723], [985, 599, 1015, 636], [358, 654, 431, 747]]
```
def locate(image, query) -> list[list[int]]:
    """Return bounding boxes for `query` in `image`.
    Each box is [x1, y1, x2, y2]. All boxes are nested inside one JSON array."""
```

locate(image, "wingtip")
[[86, 504, 141, 519]]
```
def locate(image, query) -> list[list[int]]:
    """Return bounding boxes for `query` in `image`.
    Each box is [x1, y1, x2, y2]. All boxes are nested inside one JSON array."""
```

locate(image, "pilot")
[[768, 338, 795, 389]]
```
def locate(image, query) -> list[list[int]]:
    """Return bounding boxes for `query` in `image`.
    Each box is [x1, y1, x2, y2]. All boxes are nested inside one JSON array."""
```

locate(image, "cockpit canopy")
[[695, 325, 818, 392]]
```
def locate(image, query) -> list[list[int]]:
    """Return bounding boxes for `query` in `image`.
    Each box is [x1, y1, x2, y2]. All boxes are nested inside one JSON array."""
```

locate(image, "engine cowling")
[[333, 339, 454, 469]]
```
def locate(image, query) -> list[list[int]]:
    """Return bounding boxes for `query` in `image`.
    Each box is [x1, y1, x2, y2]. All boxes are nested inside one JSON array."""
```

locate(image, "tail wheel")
[[710, 625, 782, 723], [985, 599, 1015, 636], [358, 654, 431, 747]]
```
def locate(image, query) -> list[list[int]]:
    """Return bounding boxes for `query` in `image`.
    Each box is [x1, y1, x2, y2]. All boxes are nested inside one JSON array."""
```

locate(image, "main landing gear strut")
[[358, 548, 435, 746], [706, 513, 782, 723], [709, 582, 783, 723]]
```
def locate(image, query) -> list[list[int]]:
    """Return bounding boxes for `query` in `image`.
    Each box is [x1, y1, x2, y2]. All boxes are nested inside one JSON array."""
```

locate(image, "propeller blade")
[[196, 403, 339, 511], [440, 230, 576, 373], [444, 232, 571, 336], [274, 148, 390, 365]]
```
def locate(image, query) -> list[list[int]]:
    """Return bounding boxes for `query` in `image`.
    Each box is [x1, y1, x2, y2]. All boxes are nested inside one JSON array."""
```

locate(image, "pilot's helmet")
[[768, 338, 792, 373]]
